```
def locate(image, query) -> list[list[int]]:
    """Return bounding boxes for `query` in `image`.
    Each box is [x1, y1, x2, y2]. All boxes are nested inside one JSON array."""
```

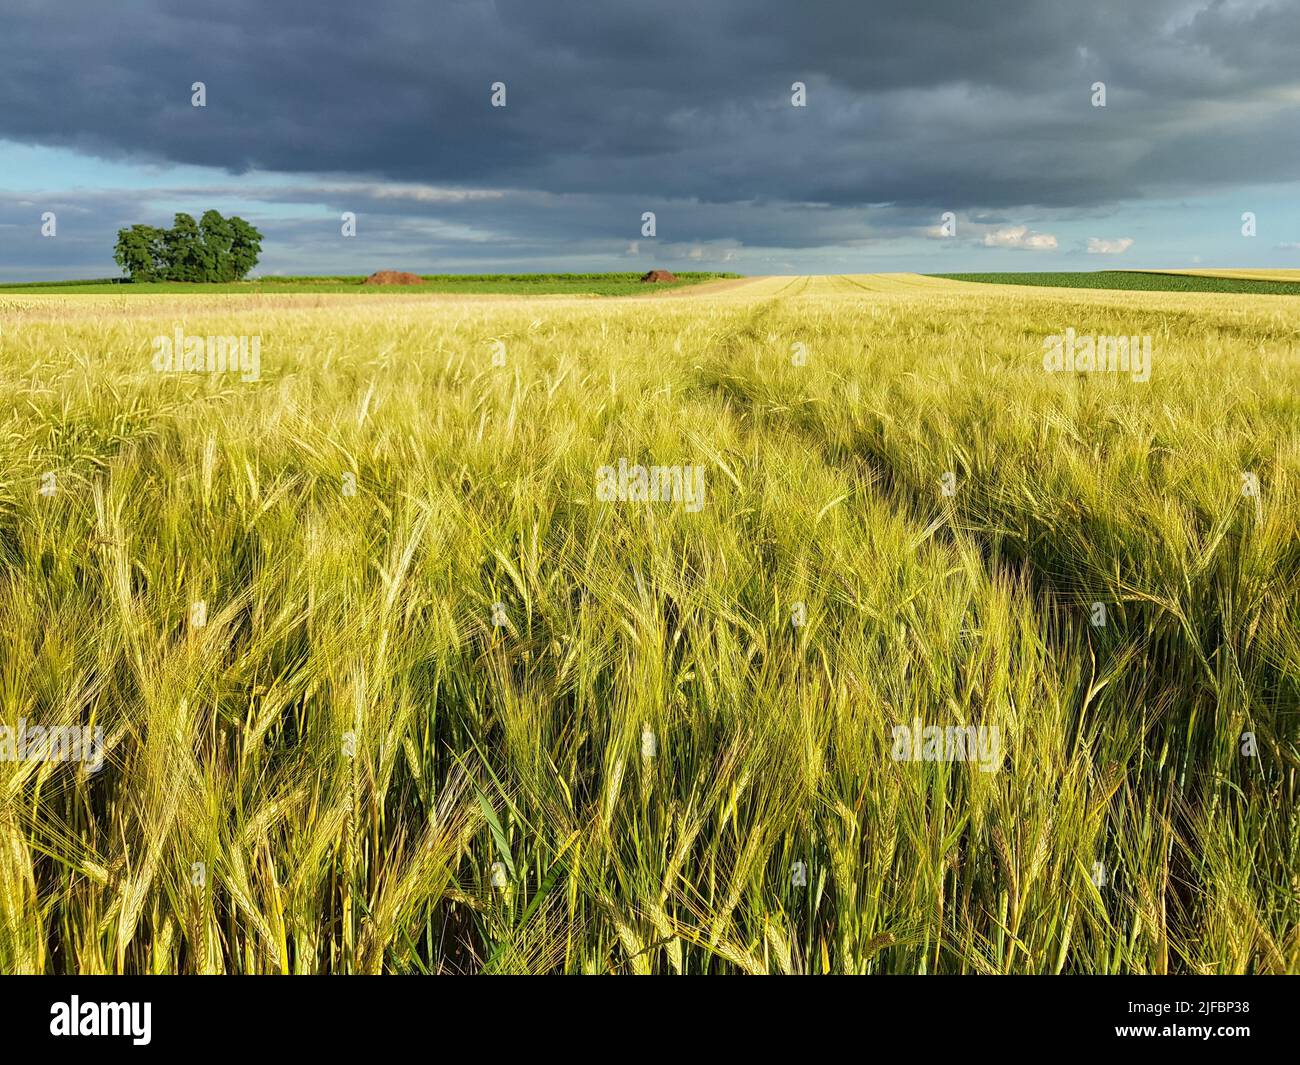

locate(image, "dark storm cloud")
[[3, 0, 1300, 213]]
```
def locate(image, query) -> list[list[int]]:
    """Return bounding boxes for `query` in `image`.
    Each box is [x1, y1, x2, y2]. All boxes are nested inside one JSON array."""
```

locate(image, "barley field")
[[1, 274, 1297, 974]]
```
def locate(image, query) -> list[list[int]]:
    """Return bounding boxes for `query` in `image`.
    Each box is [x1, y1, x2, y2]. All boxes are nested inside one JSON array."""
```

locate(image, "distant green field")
[[932, 270, 1300, 295], [0, 272, 741, 296]]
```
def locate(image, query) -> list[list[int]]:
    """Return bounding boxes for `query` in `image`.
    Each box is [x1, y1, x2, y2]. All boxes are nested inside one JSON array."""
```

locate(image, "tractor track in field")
[[688, 276, 1265, 758]]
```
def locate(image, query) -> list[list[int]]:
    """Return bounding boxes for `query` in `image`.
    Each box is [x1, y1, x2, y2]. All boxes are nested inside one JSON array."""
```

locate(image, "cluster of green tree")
[[113, 211, 263, 282]]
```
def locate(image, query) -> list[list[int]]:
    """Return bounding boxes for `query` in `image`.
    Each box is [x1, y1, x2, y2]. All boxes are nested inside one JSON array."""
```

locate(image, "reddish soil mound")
[[362, 271, 425, 286], [640, 269, 677, 283]]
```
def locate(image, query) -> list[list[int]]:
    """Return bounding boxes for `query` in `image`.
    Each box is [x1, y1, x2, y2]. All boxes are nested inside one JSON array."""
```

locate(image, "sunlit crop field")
[[2, 274, 1297, 973]]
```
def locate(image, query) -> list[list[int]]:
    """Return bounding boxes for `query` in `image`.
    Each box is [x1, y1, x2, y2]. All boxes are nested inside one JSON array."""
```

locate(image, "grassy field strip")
[[1, 276, 1296, 973], [0, 273, 743, 297], [934, 271, 1300, 296], [1138, 269, 1300, 284]]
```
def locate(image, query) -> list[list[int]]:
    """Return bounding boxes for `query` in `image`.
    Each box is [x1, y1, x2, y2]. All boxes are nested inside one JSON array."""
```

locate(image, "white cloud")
[[355, 183, 505, 204], [662, 239, 743, 262], [1275, 242, 1300, 250], [1086, 236, 1135, 254], [625, 241, 640, 255], [982, 225, 1057, 250]]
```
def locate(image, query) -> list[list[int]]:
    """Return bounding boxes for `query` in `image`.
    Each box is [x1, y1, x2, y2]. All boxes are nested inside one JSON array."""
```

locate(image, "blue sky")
[[2, 1, 1299, 280]]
